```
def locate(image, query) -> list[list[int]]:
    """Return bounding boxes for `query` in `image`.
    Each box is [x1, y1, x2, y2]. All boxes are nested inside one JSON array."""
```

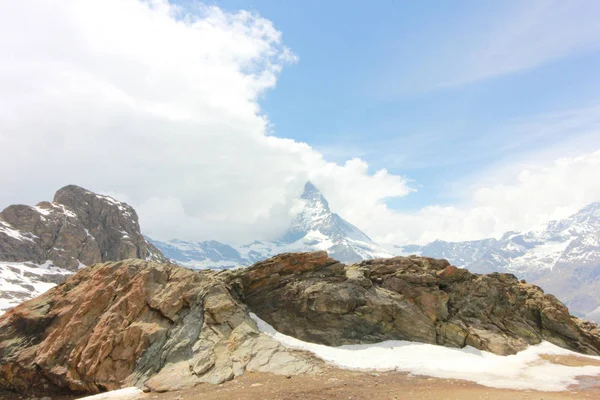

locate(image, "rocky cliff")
[[0, 185, 165, 270], [1, 252, 599, 396], [0, 185, 166, 314]]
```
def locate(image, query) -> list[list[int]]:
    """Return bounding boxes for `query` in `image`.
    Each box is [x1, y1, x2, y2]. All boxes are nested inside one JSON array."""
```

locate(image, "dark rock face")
[[0, 185, 165, 270], [236, 252, 600, 356], [1, 252, 599, 396]]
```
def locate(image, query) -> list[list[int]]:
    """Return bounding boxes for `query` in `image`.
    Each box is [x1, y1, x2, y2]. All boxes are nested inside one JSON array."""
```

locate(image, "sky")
[[0, 0, 600, 245]]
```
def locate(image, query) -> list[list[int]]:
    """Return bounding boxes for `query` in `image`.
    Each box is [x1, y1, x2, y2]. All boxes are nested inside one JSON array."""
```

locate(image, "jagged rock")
[[1, 252, 600, 396], [0, 259, 319, 395], [0, 185, 165, 271], [236, 252, 600, 356], [0, 185, 166, 315]]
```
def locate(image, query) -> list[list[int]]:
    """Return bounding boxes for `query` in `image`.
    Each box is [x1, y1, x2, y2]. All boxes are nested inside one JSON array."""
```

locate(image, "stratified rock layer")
[[1, 252, 599, 396]]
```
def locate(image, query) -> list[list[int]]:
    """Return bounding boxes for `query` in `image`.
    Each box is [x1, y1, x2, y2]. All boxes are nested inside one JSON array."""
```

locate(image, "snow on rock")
[[250, 313, 600, 392], [76, 387, 143, 400], [0, 221, 36, 243], [0, 260, 74, 315]]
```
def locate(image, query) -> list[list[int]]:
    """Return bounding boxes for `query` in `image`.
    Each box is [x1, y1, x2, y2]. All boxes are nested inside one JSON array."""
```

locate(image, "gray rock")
[[0, 185, 166, 271]]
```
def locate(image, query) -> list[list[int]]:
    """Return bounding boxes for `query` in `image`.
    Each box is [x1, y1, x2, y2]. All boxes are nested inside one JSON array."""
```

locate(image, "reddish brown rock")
[[0, 260, 319, 396]]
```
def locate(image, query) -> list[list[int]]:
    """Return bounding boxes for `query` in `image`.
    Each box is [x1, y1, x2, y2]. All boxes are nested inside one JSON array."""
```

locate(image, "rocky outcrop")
[[0, 185, 165, 271], [1, 252, 599, 396], [0, 260, 319, 395], [236, 252, 600, 356]]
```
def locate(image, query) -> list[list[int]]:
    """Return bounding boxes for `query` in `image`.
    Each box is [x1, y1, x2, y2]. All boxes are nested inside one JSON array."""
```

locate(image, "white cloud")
[[367, 149, 600, 246], [0, 0, 412, 243]]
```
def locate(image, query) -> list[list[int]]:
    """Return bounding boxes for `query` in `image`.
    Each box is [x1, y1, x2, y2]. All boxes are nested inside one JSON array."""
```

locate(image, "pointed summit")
[[301, 181, 330, 210], [300, 181, 330, 212], [277, 181, 393, 262]]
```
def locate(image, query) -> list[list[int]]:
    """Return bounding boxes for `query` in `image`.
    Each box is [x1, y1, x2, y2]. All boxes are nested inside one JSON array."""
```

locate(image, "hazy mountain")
[[150, 181, 393, 268]]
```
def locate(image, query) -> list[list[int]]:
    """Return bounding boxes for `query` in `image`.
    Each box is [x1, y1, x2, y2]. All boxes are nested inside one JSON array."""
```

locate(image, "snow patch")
[[0, 221, 36, 242], [250, 313, 600, 391], [96, 194, 133, 218], [0, 260, 73, 315], [31, 205, 51, 216], [53, 203, 78, 218], [76, 387, 143, 400]]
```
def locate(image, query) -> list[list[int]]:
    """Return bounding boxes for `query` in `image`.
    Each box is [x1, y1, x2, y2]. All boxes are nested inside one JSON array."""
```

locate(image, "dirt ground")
[[138, 368, 600, 400], [3, 356, 600, 400]]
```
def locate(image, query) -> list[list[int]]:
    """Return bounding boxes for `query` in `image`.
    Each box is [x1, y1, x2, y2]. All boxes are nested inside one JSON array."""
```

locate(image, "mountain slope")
[[150, 181, 393, 267], [0, 185, 166, 314], [396, 202, 600, 321]]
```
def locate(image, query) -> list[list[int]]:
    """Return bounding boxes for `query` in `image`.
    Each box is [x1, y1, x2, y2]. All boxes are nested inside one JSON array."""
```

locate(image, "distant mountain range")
[[148, 181, 393, 268], [396, 202, 600, 322]]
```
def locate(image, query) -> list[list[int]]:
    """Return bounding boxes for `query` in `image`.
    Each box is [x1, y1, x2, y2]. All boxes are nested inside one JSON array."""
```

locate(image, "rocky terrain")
[[0, 185, 166, 314], [149, 182, 393, 268], [396, 202, 600, 322], [1, 252, 600, 396]]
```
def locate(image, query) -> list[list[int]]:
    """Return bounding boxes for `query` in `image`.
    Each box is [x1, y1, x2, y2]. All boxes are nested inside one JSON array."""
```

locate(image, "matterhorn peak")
[[301, 181, 330, 211]]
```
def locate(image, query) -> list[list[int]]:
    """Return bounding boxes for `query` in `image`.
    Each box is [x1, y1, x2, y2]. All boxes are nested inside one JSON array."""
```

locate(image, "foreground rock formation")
[[239, 253, 600, 356], [1, 252, 599, 396], [0, 259, 318, 395]]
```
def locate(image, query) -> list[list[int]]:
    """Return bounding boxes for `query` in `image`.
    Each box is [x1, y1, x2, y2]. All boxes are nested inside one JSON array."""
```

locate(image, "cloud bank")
[[1, 0, 599, 246], [0, 0, 411, 243]]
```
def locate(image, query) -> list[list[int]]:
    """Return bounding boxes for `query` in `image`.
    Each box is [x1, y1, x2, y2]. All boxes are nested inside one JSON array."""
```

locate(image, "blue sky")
[[199, 0, 600, 210]]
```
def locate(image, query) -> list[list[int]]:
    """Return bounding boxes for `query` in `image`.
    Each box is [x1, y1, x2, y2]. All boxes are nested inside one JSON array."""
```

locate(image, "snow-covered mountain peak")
[[281, 182, 372, 246], [301, 181, 331, 211], [151, 181, 394, 267]]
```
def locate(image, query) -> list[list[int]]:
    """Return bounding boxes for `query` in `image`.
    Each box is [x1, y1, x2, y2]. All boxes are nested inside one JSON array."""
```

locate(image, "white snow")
[[0, 221, 36, 242], [76, 387, 143, 400], [250, 313, 600, 392], [31, 205, 51, 216], [53, 203, 78, 218], [506, 239, 572, 273], [0, 260, 73, 315], [96, 194, 133, 218]]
